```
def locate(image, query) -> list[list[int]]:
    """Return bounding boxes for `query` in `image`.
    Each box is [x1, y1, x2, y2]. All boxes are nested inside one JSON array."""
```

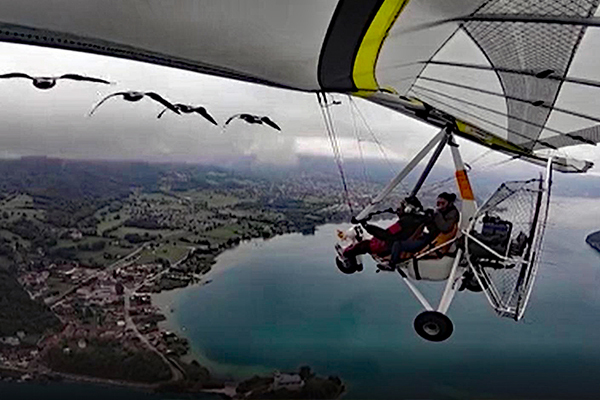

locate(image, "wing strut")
[[355, 127, 447, 221]]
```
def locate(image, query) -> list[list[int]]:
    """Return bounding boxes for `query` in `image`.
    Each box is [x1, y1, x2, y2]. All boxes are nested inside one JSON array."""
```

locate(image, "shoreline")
[[151, 231, 317, 381], [585, 230, 600, 254], [3, 222, 350, 398], [148, 223, 351, 395]]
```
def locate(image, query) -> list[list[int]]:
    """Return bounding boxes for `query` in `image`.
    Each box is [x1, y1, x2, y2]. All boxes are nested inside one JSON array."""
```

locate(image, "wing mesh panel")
[[463, 0, 599, 149]]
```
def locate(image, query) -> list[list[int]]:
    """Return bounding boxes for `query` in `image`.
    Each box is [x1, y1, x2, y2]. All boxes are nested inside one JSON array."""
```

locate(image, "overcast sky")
[[0, 41, 597, 179]]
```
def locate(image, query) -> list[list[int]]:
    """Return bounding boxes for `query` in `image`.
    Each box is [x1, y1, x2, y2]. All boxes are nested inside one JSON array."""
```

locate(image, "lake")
[[6, 197, 600, 399], [156, 196, 600, 399]]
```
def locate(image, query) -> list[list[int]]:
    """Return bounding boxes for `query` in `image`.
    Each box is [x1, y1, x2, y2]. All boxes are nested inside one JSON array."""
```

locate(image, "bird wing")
[[0, 72, 33, 80], [88, 92, 128, 116], [196, 107, 218, 126], [261, 116, 281, 131], [57, 74, 111, 85], [145, 92, 180, 114], [224, 114, 243, 126], [156, 108, 170, 119], [59, 74, 111, 84]]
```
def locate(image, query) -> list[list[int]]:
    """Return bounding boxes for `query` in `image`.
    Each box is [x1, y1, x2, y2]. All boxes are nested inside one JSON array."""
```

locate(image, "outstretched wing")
[[0, 72, 33, 80], [224, 114, 243, 127], [88, 92, 127, 116], [261, 116, 281, 131], [145, 92, 180, 114], [59, 74, 111, 84], [195, 107, 218, 126], [156, 108, 170, 119]]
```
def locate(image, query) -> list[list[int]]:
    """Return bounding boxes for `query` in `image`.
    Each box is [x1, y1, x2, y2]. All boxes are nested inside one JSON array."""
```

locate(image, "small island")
[[586, 231, 600, 253]]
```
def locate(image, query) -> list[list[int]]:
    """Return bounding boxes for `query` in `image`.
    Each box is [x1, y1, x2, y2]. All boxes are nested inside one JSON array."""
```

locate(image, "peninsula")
[[586, 231, 600, 254]]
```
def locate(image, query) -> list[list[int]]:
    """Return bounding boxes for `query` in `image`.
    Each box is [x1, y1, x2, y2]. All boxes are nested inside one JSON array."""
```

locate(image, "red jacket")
[[368, 221, 401, 254]]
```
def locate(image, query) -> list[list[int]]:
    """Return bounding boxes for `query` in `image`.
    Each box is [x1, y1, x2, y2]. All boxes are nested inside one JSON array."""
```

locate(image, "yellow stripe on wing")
[[353, 0, 410, 94]]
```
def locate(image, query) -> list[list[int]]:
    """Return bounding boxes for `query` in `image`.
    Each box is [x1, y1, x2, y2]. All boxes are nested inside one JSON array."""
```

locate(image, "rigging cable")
[[347, 96, 410, 195], [419, 149, 515, 196], [317, 92, 354, 216], [347, 94, 370, 184]]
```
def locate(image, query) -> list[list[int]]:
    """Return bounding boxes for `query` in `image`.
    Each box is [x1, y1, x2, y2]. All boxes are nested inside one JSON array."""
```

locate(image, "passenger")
[[340, 197, 426, 270], [389, 192, 459, 268]]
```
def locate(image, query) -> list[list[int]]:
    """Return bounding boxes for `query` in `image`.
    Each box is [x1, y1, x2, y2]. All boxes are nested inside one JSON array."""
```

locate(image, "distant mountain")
[[586, 231, 600, 254], [0, 156, 236, 200], [2, 155, 599, 204], [228, 155, 600, 199]]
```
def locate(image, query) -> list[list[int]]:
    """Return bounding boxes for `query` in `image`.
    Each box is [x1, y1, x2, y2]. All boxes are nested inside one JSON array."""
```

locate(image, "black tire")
[[336, 257, 357, 275], [414, 311, 454, 342]]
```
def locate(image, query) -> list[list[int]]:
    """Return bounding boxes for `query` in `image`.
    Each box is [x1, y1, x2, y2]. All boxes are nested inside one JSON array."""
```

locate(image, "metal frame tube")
[[361, 131, 476, 317], [397, 273, 434, 311], [437, 249, 464, 314], [356, 128, 446, 220], [516, 157, 553, 320], [410, 130, 449, 197], [464, 232, 511, 261]]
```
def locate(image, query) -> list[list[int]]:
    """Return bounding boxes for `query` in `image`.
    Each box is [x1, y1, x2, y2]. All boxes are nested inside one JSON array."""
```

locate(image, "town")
[[0, 157, 383, 397]]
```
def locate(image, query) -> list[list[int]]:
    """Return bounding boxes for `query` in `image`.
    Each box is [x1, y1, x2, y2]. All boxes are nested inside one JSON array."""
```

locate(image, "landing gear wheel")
[[336, 257, 357, 275], [414, 311, 453, 342]]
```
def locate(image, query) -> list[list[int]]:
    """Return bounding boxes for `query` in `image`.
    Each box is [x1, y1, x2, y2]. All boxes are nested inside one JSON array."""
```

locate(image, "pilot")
[[389, 192, 459, 267], [340, 196, 426, 270]]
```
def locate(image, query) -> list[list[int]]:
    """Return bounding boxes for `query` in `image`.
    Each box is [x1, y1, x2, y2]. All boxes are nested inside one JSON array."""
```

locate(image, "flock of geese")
[[0, 72, 281, 131]]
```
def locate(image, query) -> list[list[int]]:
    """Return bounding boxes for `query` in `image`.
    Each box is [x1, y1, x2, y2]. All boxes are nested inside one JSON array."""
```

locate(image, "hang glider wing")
[[0, 0, 599, 172]]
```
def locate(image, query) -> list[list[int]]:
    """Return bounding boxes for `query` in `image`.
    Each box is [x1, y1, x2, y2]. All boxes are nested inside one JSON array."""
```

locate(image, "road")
[[123, 287, 184, 383], [120, 249, 194, 383]]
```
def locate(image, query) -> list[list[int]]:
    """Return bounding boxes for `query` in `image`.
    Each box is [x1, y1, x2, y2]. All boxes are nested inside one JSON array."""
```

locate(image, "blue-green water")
[[167, 197, 600, 400]]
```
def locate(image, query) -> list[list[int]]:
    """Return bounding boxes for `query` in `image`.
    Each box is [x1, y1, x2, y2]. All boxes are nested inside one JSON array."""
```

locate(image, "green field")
[[202, 223, 244, 241], [0, 193, 34, 208], [136, 192, 188, 211], [137, 244, 190, 265], [95, 209, 130, 235], [111, 226, 177, 240], [46, 275, 74, 297], [51, 236, 135, 268], [181, 190, 242, 207], [0, 194, 46, 222], [0, 194, 46, 223], [0, 229, 30, 249]]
